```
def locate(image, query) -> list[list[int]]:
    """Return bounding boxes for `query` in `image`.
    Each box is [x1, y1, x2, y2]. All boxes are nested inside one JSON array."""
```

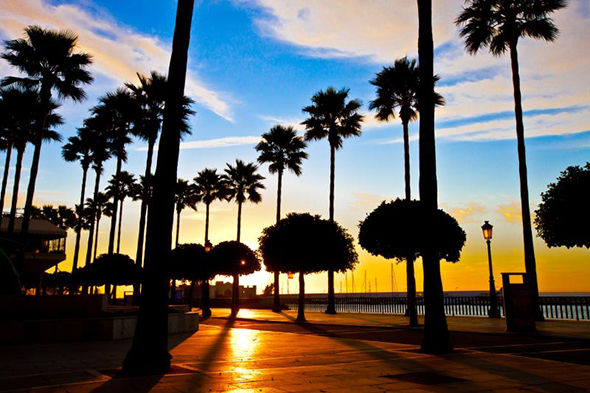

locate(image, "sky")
[[0, 0, 589, 294]]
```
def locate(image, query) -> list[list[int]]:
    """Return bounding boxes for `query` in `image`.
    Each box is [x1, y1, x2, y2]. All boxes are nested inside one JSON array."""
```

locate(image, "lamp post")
[[482, 221, 500, 318], [201, 240, 212, 319]]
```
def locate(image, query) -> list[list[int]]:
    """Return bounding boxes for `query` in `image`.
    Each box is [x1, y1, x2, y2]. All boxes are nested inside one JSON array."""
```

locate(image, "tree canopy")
[[75, 253, 140, 285], [168, 243, 216, 280], [209, 240, 261, 277], [358, 199, 466, 263], [259, 213, 358, 274], [534, 163, 590, 249]]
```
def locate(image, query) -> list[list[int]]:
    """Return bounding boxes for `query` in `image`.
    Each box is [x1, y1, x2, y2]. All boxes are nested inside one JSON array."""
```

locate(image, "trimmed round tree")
[[209, 241, 261, 315], [358, 199, 466, 325], [169, 243, 214, 312], [535, 163, 590, 249], [259, 213, 358, 322]]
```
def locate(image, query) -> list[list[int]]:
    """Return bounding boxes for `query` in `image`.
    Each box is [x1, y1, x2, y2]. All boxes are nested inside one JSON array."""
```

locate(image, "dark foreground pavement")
[[1, 309, 589, 392]]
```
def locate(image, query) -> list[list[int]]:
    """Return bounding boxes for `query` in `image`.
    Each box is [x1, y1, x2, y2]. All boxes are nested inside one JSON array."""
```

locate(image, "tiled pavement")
[[1, 309, 589, 392]]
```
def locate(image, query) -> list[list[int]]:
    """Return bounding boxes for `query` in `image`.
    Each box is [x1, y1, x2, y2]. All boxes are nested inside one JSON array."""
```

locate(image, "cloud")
[[497, 203, 522, 224], [352, 192, 386, 210], [137, 136, 261, 151], [0, 0, 233, 121], [448, 202, 485, 224], [245, 0, 590, 142]]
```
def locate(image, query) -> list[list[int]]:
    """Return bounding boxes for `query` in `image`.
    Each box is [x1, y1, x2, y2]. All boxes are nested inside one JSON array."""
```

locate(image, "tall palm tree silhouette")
[[302, 86, 363, 314], [173, 179, 199, 248], [193, 167, 229, 318], [106, 171, 136, 253], [93, 89, 137, 256], [1, 26, 93, 238], [256, 125, 308, 312], [123, 0, 195, 374], [6, 91, 62, 234], [418, 0, 451, 354], [456, 0, 566, 319], [83, 116, 112, 268], [0, 88, 18, 227], [224, 159, 265, 315], [126, 71, 194, 268], [369, 57, 444, 326], [62, 127, 94, 271]]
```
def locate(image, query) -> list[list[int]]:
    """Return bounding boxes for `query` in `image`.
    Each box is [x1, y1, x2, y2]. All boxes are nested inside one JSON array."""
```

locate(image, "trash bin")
[[501, 273, 536, 331]]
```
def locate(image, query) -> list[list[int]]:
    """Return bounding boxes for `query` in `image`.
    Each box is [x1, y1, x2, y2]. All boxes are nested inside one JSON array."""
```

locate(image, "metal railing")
[[275, 295, 590, 321]]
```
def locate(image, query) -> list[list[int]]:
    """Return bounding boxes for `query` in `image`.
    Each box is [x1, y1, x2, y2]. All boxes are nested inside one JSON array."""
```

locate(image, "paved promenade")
[[0, 308, 588, 392]]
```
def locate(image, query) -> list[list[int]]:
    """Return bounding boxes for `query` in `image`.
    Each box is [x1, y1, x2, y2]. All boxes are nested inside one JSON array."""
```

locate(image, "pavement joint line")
[[460, 347, 589, 366]]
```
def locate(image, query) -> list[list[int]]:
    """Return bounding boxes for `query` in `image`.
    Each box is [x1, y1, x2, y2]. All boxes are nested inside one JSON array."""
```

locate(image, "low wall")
[[0, 311, 199, 345], [0, 295, 108, 320]]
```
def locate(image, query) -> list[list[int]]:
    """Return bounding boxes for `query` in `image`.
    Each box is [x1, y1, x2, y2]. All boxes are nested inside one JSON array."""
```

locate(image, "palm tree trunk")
[[117, 199, 124, 253], [509, 42, 542, 321], [85, 166, 102, 267], [175, 209, 181, 247], [326, 144, 337, 314], [93, 216, 100, 262], [123, 0, 194, 375], [0, 142, 13, 227], [232, 273, 239, 315], [20, 84, 50, 239], [136, 137, 155, 268], [296, 271, 306, 322], [133, 140, 156, 305], [236, 201, 242, 242], [8, 147, 24, 234], [402, 119, 418, 326], [272, 170, 283, 312], [418, 0, 451, 354], [205, 202, 210, 243], [232, 201, 243, 315], [72, 166, 88, 271], [201, 202, 211, 318], [108, 158, 122, 254], [406, 257, 418, 326]]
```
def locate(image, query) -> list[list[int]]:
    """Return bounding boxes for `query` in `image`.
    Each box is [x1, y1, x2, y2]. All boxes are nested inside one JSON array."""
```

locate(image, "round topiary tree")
[[535, 163, 590, 249], [169, 243, 215, 315], [259, 213, 358, 321], [358, 199, 466, 325], [209, 240, 261, 316]]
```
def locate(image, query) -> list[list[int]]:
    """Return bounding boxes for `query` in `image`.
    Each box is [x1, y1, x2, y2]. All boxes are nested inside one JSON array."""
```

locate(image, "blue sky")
[[1, 0, 589, 293]]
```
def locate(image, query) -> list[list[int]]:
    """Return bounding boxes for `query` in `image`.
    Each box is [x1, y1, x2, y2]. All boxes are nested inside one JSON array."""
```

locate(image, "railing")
[[275, 295, 590, 321]]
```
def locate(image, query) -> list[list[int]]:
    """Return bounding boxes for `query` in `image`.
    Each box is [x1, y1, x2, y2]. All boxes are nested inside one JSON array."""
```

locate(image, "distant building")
[[212, 281, 256, 298], [0, 218, 67, 289]]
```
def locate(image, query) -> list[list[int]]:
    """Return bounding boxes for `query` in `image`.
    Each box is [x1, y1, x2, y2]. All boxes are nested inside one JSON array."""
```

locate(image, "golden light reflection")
[[229, 326, 262, 380]]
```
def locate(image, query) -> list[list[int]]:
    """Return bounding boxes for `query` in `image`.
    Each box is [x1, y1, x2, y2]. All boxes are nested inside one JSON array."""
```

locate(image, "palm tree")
[[127, 71, 195, 269], [456, 0, 566, 320], [173, 179, 199, 247], [106, 171, 136, 253], [224, 159, 265, 315], [123, 0, 195, 375], [255, 125, 308, 312], [193, 168, 229, 318], [93, 89, 137, 255], [1, 25, 93, 238], [0, 89, 16, 226], [301, 86, 363, 314], [6, 91, 62, 234], [83, 116, 112, 268], [369, 57, 445, 327], [85, 192, 111, 262], [418, 0, 451, 354], [62, 127, 94, 271]]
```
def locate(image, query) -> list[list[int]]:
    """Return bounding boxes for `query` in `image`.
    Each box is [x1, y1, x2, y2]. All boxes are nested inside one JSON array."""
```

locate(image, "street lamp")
[[482, 221, 500, 318]]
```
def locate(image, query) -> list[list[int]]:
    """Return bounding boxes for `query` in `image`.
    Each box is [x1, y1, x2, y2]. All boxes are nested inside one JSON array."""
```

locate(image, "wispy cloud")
[[136, 136, 261, 151], [0, 0, 233, 121], [448, 202, 485, 224], [497, 203, 522, 224]]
